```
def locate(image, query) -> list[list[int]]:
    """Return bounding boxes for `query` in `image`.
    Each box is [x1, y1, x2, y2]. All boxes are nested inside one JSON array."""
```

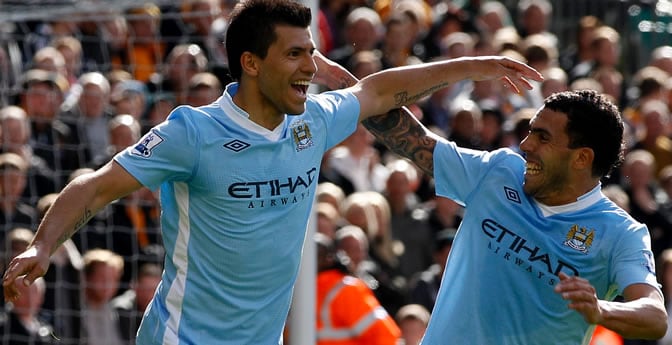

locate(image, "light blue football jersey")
[[114, 83, 360, 345], [423, 139, 659, 345]]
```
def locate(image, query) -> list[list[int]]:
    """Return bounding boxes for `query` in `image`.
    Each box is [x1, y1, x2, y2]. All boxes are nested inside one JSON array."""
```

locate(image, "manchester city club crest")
[[563, 225, 594, 254], [290, 120, 314, 152]]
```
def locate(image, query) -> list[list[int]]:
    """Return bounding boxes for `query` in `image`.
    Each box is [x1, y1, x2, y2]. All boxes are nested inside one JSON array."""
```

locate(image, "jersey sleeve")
[[114, 106, 199, 190], [610, 222, 660, 294], [307, 89, 360, 150], [433, 141, 522, 205]]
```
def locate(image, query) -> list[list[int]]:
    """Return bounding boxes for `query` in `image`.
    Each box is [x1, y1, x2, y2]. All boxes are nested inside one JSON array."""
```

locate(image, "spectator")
[[125, 3, 165, 82], [81, 248, 125, 345], [176, 0, 224, 67], [34, 193, 83, 345], [658, 249, 672, 345], [3, 228, 35, 271], [316, 182, 346, 212], [570, 25, 621, 83], [51, 36, 83, 86], [540, 66, 569, 99], [20, 68, 83, 187], [78, 11, 129, 74], [316, 232, 401, 345], [395, 303, 430, 345], [591, 66, 624, 107], [111, 79, 147, 119], [379, 13, 423, 70], [347, 50, 383, 80], [407, 228, 455, 312], [620, 149, 672, 257], [559, 15, 602, 75], [516, 0, 558, 47], [31, 47, 68, 87], [146, 43, 208, 106], [0, 105, 57, 205], [478, 101, 506, 151], [0, 276, 55, 345], [315, 201, 341, 240], [631, 100, 672, 181], [111, 262, 162, 345], [447, 99, 483, 149], [185, 72, 222, 107], [335, 225, 370, 276], [328, 7, 384, 69], [144, 93, 176, 132], [648, 45, 672, 76], [384, 158, 433, 281], [476, 1, 513, 40], [660, 166, 672, 220], [623, 66, 669, 134], [327, 124, 389, 193], [0, 153, 37, 234], [61, 72, 113, 166], [425, 196, 463, 235], [340, 193, 407, 316]]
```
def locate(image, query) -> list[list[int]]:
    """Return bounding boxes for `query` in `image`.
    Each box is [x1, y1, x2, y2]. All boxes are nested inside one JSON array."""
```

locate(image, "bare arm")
[[362, 109, 440, 177], [556, 272, 668, 339], [351, 56, 543, 120], [599, 284, 667, 339], [313, 52, 441, 176], [3, 160, 142, 299]]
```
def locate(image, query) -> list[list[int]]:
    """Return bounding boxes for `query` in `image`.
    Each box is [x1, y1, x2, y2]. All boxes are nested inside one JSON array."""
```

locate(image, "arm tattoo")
[[56, 207, 92, 248], [362, 108, 437, 177], [394, 82, 451, 107], [337, 76, 353, 89]]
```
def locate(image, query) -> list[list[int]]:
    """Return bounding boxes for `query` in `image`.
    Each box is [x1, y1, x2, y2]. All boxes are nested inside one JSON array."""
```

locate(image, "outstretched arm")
[[351, 56, 543, 120], [3, 161, 142, 300], [313, 51, 441, 176]]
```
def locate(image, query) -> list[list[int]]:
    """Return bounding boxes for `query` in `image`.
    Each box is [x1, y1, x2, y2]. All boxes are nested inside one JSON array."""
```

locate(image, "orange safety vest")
[[316, 270, 401, 345], [589, 325, 623, 345]]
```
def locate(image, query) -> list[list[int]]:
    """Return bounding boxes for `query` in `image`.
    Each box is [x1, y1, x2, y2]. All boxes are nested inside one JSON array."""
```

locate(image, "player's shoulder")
[[306, 89, 358, 111], [168, 104, 220, 121]]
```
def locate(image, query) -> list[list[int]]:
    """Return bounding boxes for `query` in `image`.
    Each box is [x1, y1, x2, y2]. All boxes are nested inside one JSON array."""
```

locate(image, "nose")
[[519, 135, 532, 153], [305, 53, 318, 75]]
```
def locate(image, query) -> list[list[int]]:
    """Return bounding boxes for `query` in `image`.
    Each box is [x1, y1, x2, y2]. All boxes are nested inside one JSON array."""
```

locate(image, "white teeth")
[[293, 80, 311, 86], [525, 163, 541, 175]]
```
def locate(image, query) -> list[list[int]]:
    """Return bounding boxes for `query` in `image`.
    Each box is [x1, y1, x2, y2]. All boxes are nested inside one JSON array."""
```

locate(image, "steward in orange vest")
[[315, 233, 401, 345]]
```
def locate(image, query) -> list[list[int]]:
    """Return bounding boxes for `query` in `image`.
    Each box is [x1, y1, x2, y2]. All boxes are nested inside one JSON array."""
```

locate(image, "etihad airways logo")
[[228, 167, 318, 209], [482, 218, 579, 285]]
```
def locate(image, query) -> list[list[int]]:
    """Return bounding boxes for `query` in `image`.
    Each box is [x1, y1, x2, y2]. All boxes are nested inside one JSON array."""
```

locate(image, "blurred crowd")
[[0, 0, 672, 344]]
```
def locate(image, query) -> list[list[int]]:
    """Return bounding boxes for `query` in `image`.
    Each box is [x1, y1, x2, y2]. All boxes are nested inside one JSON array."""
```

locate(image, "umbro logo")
[[504, 186, 521, 204], [223, 139, 250, 152]]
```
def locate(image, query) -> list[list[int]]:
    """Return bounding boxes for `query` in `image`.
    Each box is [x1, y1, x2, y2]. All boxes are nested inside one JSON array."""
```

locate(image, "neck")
[[540, 181, 600, 206], [232, 82, 285, 130]]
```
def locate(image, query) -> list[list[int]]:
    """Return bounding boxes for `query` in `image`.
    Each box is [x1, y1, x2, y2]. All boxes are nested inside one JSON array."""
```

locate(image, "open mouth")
[[292, 80, 310, 96], [525, 162, 542, 176]]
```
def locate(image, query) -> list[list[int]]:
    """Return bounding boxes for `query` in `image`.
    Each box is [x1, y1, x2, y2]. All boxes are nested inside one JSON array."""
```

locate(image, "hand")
[[312, 50, 357, 90], [3, 245, 51, 301], [555, 272, 603, 324], [469, 56, 544, 95]]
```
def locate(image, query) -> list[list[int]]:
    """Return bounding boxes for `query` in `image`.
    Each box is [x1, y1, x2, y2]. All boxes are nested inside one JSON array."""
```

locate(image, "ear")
[[572, 147, 594, 172], [240, 52, 260, 78]]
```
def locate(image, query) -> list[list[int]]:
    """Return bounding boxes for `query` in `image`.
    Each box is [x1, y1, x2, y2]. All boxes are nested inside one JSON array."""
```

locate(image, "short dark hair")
[[225, 0, 312, 81], [543, 90, 624, 178]]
